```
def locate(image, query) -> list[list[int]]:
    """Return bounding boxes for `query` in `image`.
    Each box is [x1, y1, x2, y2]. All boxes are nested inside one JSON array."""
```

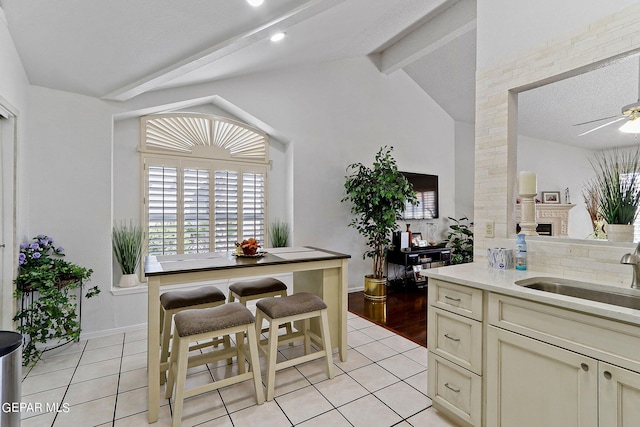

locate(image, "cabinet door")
[[600, 362, 640, 426], [486, 326, 597, 427]]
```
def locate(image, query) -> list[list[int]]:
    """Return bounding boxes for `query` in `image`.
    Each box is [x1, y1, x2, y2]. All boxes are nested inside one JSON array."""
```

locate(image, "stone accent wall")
[[475, 4, 640, 286]]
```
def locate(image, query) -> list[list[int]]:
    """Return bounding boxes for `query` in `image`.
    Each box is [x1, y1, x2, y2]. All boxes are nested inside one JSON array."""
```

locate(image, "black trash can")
[[0, 331, 22, 427]]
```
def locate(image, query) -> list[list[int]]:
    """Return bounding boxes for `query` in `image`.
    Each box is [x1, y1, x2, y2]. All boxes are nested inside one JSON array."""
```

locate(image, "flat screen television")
[[400, 172, 438, 220]]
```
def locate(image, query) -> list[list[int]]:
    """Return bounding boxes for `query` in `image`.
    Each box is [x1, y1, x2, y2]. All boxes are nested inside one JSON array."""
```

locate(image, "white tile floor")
[[19, 312, 457, 426]]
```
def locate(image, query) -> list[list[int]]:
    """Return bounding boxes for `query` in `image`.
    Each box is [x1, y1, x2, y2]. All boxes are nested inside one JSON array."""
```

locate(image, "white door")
[[600, 361, 640, 426], [0, 105, 17, 329], [486, 326, 598, 427]]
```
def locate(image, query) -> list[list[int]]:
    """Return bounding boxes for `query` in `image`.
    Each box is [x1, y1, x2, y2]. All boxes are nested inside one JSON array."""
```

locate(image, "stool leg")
[[265, 317, 280, 401], [160, 308, 174, 385], [303, 318, 311, 355], [246, 324, 265, 405], [171, 337, 190, 427], [320, 310, 335, 379], [224, 335, 232, 365], [279, 291, 294, 338], [236, 332, 246, 374], [165, 330, 181, 399]]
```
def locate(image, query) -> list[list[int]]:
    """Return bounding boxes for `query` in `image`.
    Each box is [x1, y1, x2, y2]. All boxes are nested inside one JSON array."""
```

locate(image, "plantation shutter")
[[242, 172, 266, 243], [183, 168, 210, 253], [148, 166, 178, 255], [142, 114, 269, 256], [214, 170, 239, 251], [404, 190, 437, 220]]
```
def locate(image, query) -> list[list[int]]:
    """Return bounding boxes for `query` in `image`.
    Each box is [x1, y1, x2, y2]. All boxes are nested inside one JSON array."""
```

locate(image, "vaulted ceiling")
[[1, 0, 477, 121], [4, 0, 636, 150]]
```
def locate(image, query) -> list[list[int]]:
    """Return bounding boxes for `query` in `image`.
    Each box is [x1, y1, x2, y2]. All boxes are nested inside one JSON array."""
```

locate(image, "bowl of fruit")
[[237, 238, 260, 256]]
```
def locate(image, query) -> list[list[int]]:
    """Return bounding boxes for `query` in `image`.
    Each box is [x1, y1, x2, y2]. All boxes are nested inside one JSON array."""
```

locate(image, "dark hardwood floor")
[[348, 284, 427, 347]]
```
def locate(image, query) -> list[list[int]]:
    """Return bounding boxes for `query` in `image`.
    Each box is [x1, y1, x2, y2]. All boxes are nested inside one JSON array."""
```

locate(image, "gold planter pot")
[[364, 275, 387, 301]]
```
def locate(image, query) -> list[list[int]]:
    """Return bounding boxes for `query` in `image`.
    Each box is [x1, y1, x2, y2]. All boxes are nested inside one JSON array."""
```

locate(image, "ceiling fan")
[[574, 58, 640, 136]]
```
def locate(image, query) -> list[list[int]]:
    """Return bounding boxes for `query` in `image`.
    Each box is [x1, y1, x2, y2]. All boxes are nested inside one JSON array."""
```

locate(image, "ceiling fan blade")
[[573, 114, 622, 126], [578, 116, 627, 136]]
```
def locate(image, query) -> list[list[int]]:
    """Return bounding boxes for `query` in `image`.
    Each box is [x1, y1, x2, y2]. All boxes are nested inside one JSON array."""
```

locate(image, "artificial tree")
[[342, 146, 417, 297]]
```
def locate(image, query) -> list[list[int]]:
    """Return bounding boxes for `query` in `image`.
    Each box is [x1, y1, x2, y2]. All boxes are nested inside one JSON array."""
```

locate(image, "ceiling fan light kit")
[[619, 117, 640, 133]]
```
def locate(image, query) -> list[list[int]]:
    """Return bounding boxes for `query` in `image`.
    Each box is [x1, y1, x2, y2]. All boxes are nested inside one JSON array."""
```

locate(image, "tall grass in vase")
[[269, 219, 290, 247], [589, 148, 640, 242], [112, 221, 144, 287]]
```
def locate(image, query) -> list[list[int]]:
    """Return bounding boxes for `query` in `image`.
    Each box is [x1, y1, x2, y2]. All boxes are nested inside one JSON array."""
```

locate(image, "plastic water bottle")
[[515, 234, 527, 270]]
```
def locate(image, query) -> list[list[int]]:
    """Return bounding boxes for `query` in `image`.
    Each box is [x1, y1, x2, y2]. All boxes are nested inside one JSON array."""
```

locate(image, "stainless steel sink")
[[515, 277, 640, 310]]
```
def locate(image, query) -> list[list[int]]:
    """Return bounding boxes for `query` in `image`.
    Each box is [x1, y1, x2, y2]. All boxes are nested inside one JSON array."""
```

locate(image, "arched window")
[[140, 113, 269, 255]]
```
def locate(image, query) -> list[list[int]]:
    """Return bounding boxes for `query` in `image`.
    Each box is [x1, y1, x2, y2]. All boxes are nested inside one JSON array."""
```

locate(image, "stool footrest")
[[183, 371, 256, 399], [274, 351, 329, 371]]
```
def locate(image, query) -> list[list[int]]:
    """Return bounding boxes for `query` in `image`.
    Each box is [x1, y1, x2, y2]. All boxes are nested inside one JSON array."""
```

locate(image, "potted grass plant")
[[269, 219, 290, 247], [342, 146, 418, 300], [112, 221, 144, 287], [589, 148, 640, 242]]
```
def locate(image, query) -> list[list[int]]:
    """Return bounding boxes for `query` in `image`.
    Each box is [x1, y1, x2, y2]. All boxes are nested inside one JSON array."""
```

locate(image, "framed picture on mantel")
[[542, 191, 561, 204]]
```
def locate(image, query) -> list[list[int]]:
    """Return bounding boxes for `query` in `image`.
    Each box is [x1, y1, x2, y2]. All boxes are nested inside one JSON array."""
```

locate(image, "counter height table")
[[144, 246, 350, 423]]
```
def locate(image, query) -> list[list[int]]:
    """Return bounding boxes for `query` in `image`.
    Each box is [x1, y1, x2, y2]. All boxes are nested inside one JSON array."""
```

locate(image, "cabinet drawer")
[[428, 307, 482, 374], [428, 353, 481, 427], [430, 279, 483, 321]]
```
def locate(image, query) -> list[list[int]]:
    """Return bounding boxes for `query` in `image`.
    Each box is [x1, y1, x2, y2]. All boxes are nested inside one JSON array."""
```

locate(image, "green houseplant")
[[13, 234, 100, 366], [112, 221, 144, 287], [269, 219, 290, 247], [443, 216, 474, 264], [342, 146, 418, 300], [589, 148, 640, 242]]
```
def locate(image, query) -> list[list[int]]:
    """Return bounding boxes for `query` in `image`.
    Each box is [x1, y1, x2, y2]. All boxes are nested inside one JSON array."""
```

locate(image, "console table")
[[144, 246, 350, 423], [387, 247, 451, 287]]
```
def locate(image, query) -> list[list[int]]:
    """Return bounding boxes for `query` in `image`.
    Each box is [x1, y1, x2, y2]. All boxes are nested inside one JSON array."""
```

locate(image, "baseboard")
[[80, 323, 146, 340]]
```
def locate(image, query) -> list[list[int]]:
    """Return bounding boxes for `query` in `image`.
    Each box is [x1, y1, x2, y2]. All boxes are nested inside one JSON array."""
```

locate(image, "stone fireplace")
[[516, 204, 575, 237]]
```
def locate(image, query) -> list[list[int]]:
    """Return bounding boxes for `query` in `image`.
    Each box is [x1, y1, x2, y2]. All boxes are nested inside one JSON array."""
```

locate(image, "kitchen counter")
[[425, 262, 640, 326]]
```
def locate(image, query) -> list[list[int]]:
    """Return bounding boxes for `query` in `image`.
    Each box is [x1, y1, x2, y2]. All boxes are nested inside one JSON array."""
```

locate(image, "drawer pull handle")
[[580, 363, 589, 372], [444, 383, 460, 393], [603, 371, 612, 380], [444, 295, 461, 302], [444, 334, 460, 342]]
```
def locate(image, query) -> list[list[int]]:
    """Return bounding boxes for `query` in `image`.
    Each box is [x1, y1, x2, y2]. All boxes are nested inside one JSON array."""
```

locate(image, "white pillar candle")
[[519, 171, 537, 195]]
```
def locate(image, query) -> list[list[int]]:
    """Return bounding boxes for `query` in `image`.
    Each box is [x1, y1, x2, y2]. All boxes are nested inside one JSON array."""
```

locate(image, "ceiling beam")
[[102, 0, 346, 102], [377, 0, 476, 75]]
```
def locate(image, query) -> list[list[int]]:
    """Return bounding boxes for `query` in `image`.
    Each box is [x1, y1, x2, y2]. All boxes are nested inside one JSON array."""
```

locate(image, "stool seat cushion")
[[229, 278, 287, 297], [174, 302, 255, 337], [256, 292, 327, 319], [160, 286, 225, 310]]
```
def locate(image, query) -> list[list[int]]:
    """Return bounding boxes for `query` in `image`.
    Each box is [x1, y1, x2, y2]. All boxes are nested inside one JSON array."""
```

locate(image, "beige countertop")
[[425, 262, 640, 326]]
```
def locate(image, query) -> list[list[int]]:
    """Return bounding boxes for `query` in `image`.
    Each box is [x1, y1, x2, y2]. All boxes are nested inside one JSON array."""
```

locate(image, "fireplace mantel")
[[516, 203, 575, 237]]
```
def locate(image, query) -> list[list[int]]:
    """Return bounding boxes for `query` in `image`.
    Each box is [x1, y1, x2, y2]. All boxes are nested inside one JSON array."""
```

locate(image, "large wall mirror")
[[516, 51, 640, 243]]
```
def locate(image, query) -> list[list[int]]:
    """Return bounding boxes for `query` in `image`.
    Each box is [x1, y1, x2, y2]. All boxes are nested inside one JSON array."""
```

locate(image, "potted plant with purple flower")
[[13, 234, 100, 366]]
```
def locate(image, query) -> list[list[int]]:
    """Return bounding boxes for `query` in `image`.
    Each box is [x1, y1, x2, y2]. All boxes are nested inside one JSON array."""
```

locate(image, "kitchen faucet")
[[620, 241, 640, 289]]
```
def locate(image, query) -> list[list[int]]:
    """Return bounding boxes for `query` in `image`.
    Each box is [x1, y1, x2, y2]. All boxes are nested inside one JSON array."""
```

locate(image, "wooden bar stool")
[[255, 292, 334, 400], [165, 302, 264, 427], [160, 286, 228, 384], [228, 277, 293, 336]]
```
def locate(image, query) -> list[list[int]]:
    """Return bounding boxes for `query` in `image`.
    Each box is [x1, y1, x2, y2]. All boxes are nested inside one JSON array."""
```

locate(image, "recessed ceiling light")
[[247, 0, 264, 7], [270, 32, 286, 42]]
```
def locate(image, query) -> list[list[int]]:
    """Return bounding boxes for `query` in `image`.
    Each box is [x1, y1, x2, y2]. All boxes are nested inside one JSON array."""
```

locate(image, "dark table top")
[[144, 246, 350, 277]]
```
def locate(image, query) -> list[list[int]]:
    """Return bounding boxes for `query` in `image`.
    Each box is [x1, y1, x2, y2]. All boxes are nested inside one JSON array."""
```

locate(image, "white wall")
[[517, 135, 594, 239], [455, 121, 475, 219]]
